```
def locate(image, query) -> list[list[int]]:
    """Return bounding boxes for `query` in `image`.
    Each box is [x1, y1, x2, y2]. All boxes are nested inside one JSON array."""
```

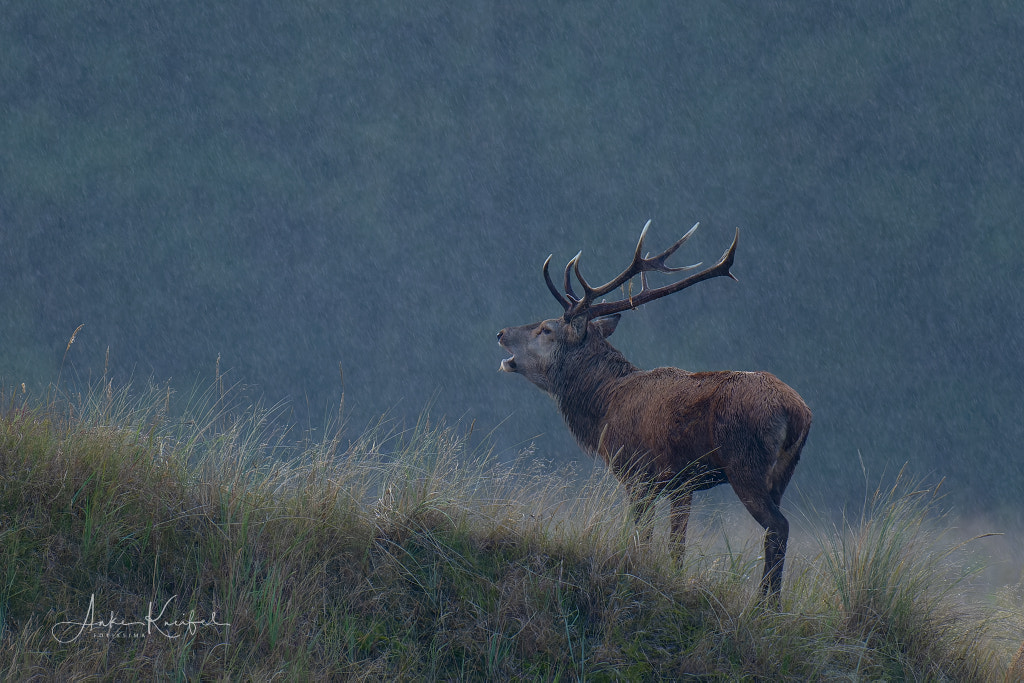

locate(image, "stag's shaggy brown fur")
[[498, 223, 811, 597]]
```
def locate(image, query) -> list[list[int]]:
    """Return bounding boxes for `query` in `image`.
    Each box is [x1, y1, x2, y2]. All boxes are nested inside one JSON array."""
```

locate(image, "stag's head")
[[497, 314, 622, 393], [498, 220, 739, 393]]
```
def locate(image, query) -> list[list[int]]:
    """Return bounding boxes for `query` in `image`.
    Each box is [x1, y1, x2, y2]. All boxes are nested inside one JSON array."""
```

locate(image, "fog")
[[2, 3, 1022, 575]]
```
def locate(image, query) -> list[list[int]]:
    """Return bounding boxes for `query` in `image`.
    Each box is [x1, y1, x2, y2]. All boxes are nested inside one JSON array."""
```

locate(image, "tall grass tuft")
[[807, 467, 1016, 679], [0, 381, 1020, 679]]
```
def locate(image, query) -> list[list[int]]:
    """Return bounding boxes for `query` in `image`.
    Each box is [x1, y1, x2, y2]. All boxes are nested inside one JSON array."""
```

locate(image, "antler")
[[542, 220, 739, 322]]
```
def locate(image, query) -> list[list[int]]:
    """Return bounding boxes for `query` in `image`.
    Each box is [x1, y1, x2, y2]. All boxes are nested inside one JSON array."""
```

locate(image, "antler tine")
[[584, 227, 739, 320], [563, 252, 582, 302], [570, 220, 655, 307], [637, 221, 702, 292], [631, 219, 652, 264], [543, 255, 570, 310], [644, 222, 702, 274]]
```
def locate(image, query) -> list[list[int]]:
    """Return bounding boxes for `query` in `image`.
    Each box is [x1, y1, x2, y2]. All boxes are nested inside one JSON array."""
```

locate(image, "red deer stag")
[[497, 221, 811, 597]]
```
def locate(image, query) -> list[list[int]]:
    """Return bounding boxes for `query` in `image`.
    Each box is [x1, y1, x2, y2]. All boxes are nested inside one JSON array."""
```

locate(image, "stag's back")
[[595, 368, 811, 492]]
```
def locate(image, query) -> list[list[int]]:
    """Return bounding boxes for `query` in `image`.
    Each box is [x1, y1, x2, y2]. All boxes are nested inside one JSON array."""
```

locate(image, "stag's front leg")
[[669, 490, 693, 558], [628, 486, 656, 544]]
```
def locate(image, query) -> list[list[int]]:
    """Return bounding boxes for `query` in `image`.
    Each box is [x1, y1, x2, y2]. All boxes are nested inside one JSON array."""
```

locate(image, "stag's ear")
[[566, 313, 589, 342], [591, 314, 621, 339]]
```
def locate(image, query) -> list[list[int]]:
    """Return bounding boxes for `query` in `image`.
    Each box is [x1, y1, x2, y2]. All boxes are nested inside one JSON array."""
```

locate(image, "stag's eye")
[[540, 327, 552, 335]]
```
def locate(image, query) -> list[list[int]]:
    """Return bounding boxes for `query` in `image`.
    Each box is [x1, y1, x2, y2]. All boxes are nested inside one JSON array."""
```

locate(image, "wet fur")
[[500, 316, 811, 596]]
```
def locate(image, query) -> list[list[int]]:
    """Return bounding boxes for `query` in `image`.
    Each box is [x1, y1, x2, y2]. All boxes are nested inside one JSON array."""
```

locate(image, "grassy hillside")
[[0, 383, 1021, 680]]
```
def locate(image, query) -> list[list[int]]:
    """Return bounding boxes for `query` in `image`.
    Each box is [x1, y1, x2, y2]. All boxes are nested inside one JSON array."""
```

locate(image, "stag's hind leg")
[[729, 474, 789, 598], [768, 418, 810, 508]]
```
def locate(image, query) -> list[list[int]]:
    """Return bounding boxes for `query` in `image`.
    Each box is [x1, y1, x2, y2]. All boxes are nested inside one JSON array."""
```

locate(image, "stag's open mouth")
[[497, 330, 517, 372]]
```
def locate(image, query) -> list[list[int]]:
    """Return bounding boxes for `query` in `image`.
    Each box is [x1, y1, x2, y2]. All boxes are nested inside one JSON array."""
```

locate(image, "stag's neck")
[[551, 345, 638, 453]]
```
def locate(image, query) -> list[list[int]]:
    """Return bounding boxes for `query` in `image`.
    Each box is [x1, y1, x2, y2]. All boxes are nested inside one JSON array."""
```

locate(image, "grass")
[[0, 380, 1022, 680]]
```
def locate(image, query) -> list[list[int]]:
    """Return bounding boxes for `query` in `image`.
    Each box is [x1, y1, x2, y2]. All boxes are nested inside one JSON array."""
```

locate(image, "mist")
[[2, 3, 1022, 577]]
